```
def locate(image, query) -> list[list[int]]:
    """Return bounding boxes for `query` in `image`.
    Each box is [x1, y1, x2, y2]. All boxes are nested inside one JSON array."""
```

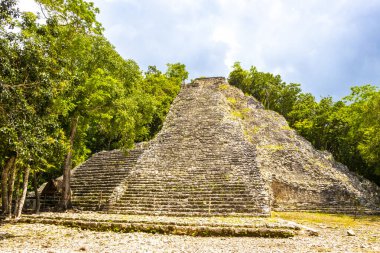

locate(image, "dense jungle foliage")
[[0, 0, 188, 215], [228, 62, 380, 186]]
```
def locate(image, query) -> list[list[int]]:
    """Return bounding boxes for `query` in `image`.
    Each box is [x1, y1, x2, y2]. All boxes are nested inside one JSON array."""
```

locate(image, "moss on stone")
[[227, 97, 237, 105], [231, 110, 244, 119], [259, 144, 284, 151], [280, 125, 293, 131], [219, 84, 229, 90]]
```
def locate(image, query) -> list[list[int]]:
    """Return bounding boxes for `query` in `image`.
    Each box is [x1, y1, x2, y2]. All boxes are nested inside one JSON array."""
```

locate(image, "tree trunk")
[[13, 171, 22, 217], [16, 166, 30, 219], [1, 156, 15, 214], [61, 115, 79, 210], [7, 156, 17, 218], [33, 172, 40, 214]]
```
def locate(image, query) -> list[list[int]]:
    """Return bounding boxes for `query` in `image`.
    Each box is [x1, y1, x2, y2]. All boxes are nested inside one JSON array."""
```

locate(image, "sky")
[[20, 0, 380, 99]]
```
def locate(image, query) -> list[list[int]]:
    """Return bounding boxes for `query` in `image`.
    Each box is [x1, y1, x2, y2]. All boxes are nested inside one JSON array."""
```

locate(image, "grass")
[[273, 211, 380, 228]]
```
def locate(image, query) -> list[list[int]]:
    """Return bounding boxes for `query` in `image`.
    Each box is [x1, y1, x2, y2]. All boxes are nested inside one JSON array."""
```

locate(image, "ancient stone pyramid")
[[70, 77, 380, 216]]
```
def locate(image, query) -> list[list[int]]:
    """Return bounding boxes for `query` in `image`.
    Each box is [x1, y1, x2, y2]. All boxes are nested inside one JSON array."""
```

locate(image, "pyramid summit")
[[68, 77, 379, 215]]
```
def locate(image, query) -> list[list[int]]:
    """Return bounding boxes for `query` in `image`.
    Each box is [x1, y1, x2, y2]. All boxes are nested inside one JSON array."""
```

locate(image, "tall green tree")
[[1, 1, 68, 216], [228, 62, 301, 117]]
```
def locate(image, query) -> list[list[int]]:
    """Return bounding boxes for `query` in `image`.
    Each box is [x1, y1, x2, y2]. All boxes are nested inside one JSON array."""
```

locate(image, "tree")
[[141, 65, 185, 136], [228, 62, 301, 115], [342, 86, 380, 181], [166, 63, 189, 84], [1, 0, 189, 216], [0, 1, 68, 216]]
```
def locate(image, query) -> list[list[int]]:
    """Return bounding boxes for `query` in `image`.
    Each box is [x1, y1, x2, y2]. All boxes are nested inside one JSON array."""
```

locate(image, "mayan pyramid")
[[69, 77, 380, 216]]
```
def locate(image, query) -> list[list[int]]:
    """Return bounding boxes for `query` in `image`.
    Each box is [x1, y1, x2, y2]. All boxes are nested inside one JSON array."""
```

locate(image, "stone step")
[[72, 182, 123, 187], [72, 181, 249, 188], [73, 170, 128, 174], [114, 203, 257, 209], [72, 199, 259, 210], [121, 178, 255, 183], [79, 158, 131, 162], [120, 187, 250, 192], [81, 161, 139, 166], [117, 195, 254, 201], [116, 200, 257, 207], [72, 192, 253, 200], [72, 192, 113, 198], [71, 179, 127, 184], [118, 198, 255, 204], [120, 189, 250, 194], [73, 199, 262, 211], [107, 210, 267, 217], [73, 190, 251, 198], [72, 185, 117, 190], [72, 191, 115, 196], [112, 208, 266, 216], [73, 168, 127, 172], [113, 200, 259, 207], [126, 170, 251, 175], [120, 192, 254, 197], [71, 180, 126, 186], [71, 185, 120, 190], [72, 176, 127, 181], [72, 190, 115, 196], [123, 178, 248, 183], [73, 172, 129, 176], [72, 188, 117, 192], [122, 183, 249, 188], [75, 166, 129, 170], [73, 194, 254, 202], [76, 160, 131, 165], [109, 206, 262, 214]]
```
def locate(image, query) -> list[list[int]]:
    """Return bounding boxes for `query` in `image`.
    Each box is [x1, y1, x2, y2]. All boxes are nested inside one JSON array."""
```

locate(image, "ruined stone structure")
[[69, 77, 380, 215]]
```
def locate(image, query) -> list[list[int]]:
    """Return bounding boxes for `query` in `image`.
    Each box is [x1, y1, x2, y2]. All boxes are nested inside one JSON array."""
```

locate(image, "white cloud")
[[211, 25, 240, 69], [21, 0, 380, 98], [159, 0, 203, 12], [19, 0, 40, 12]]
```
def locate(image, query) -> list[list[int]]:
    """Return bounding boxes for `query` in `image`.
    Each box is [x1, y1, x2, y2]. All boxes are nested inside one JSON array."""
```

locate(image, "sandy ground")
[[0, 219, 379, 253]]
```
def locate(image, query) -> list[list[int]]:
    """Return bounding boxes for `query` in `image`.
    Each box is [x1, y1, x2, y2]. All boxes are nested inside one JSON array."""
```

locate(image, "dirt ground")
[[0, 212, 379, 253]]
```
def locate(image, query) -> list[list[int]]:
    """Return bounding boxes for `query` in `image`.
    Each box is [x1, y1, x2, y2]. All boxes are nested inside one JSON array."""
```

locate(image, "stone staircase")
[[70, 148, 144, 211], [108, 78, 270, 216]]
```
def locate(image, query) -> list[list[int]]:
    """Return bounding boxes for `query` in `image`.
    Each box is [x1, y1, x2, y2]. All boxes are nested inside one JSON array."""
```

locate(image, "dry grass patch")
[[273, 211, 380, 228]]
